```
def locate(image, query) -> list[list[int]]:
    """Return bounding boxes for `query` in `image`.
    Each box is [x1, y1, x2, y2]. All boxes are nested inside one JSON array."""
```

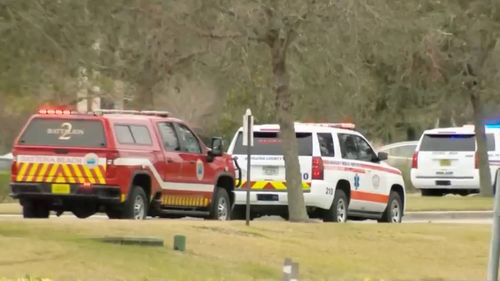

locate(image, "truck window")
[[114, 124, 152, 145], [115, 125, 134, 144], [232, 132, 313, 156], [157, 122, 180, 151], [19, 118, 106, 148], [487, 134, 496, 151], [317, 133, 335, 157], [175, 124, 202, 154], [419, 134, 495, 151], [130, 125, 152, 145], [338, 133, 376, 162]]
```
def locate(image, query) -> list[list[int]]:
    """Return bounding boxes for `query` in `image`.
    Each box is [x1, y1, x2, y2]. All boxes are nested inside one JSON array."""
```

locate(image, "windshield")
[[232, 131, 312, 156], [19, 118, 106, 148]]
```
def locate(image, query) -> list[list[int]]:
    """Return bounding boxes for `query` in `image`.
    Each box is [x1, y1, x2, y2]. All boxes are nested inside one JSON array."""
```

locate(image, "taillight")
[[475, 151, 479, 169], [106, 150, 119, 178], [10, 160, 17, 176], [312, 156, 324, 180], [412, 152, 418, 169]]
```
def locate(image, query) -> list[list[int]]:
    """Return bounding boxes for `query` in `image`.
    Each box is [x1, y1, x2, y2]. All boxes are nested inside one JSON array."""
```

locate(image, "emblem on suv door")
[[196, 159, 204, 181]]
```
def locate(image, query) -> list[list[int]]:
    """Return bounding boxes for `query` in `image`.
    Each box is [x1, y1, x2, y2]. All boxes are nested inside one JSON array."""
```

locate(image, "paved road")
[[0, 211, 494, 224]]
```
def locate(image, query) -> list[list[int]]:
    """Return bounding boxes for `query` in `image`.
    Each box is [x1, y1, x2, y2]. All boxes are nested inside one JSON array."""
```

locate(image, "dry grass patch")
[[0, 203, 20, 214], [406, 194, 494, 211], [0, 219, 492, 281]]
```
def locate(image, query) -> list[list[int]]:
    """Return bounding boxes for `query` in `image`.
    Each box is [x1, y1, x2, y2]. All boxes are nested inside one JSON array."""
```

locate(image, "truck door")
[[156, 122, 183, 182]]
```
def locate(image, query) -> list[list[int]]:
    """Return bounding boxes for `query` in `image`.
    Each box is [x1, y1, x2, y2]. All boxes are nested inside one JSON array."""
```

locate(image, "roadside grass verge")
[[0, 219, 492, 281], [0, 172, 11, 203], [0, 203, 19, 214], [406, 194, 494, 211]]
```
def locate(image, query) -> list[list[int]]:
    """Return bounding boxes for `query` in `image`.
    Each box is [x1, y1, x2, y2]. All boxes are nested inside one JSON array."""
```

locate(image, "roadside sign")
[[487, 170, 500, 280], [242, 108, 253, 226], [242, 108, 254, 147]]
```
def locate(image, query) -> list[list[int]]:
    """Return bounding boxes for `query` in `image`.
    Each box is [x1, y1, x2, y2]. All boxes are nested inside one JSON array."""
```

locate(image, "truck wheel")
[[22, 200, 36, 218], [23, 200, 49, 219], [378, 191, 402, 223], [209, 188, 230, 220], [323, 189, 348, 223], [122, 186, 148, 220]]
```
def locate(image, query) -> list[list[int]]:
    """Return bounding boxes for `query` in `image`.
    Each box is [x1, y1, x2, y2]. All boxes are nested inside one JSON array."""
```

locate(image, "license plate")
[[51, 184, 70, 194], [440, 159, 451, 167], [263, 166, 279, 176]]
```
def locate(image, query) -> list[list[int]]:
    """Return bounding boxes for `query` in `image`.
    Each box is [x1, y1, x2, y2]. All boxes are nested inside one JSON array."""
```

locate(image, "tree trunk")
[[269, 35, 309, 222], [470, 90, 493, 197]]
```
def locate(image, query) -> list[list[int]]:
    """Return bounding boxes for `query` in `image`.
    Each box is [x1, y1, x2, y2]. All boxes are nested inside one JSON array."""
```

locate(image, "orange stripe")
[[46, 164, 60, 182], [26, 163, 43, 182], [351, 190, 388, 204], [35, 163, 50, 182], [21, 163, 33, 182], [70, 164, 85, 183], [62, 164, 76, 183]]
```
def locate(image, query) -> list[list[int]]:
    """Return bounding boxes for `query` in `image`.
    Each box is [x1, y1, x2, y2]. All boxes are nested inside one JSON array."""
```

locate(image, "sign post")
[[487, 170, 500, 281], [242, 109, 254, 226]]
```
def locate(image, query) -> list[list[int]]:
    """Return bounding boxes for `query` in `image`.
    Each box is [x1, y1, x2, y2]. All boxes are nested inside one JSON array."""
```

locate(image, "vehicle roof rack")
[[94, 109, 170, 117]]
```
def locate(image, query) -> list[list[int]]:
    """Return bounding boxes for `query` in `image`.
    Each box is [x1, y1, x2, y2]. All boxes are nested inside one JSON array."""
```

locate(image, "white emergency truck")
[[227, 123, 406, 223], [410, 125, 500, 196]]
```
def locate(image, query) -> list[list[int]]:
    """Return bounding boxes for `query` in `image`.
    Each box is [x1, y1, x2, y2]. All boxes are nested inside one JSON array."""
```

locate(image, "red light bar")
[[37, 104, 76, 115]]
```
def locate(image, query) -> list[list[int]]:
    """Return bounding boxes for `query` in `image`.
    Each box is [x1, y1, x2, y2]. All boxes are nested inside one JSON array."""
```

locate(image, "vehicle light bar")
[[486, 124, 500, 129], [300, 122, 356, 129], [94, 109, 170, 117]]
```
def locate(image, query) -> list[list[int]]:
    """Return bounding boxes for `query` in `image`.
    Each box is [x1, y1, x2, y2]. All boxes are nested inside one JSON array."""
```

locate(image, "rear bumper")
[[410, 173, 479, 190], [10, 182, 121, 204], [233, 180, 332, 209]]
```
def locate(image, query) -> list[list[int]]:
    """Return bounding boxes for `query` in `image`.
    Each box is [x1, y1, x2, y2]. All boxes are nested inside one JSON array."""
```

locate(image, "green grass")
[[406, 194, 494, 211], [0, 172, 11, 203], [0, 220, 493, 281]]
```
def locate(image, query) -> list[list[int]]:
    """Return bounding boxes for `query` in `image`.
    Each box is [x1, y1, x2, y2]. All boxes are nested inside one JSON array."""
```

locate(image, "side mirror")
[[377, 152, 388, 162], [208, 137, 223, 162]]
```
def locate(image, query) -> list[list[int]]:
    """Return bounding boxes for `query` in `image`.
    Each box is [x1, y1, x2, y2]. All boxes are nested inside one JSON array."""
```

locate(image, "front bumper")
[[10, 182, 121, 204]]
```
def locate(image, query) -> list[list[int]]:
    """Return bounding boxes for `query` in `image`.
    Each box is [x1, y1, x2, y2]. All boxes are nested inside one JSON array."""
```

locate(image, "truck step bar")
[[157, 209, 210, 217]]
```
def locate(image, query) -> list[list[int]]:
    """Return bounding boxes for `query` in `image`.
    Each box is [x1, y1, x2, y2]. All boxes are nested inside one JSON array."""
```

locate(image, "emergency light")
[[299, 122, 356, 129], [37, 105, 75, 115], [482, 119, 500, 129]]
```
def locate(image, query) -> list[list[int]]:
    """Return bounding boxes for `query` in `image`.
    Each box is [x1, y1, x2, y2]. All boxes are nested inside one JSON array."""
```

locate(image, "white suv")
[[227, 123, 406, 223], [410, 125, 500, 196]]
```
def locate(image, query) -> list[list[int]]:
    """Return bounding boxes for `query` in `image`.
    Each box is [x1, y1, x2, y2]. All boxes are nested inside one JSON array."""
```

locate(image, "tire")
[[378, 191, 403, 223], [22, 200, 49, 219], [421, 189, 443, 197], [323, 189, 348, 223], [209, 188, 230, 220], [122, 186, 148, 220]]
